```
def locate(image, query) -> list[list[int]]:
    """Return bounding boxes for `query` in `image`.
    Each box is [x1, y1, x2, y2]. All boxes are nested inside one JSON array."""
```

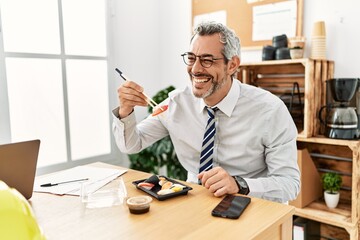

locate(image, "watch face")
[[235, 176, 247, 187], [235, 176, 249, 195], [239, 179, 247, 188]]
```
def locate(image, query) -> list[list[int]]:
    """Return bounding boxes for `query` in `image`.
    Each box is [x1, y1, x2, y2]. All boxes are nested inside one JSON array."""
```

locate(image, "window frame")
[[0, 0, 122, 175]]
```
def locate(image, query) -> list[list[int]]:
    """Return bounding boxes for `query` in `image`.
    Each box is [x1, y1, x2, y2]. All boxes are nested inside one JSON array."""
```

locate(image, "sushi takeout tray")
[[132, 176, 193, 201]]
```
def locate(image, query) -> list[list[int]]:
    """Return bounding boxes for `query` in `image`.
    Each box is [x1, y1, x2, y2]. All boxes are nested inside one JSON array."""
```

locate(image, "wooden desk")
[[30, 162, 295, 240]]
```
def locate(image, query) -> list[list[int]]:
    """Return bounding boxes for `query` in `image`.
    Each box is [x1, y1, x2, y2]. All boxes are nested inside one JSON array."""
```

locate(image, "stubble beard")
[[192, 74, 227, 99]]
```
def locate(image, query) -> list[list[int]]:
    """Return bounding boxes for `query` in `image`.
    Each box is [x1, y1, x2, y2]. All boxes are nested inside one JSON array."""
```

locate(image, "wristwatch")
[[233, 176, 250, 195]]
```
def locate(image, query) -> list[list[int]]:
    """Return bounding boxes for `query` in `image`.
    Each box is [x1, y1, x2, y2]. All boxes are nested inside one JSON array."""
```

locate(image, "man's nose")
[[191, 57, 204, 72]]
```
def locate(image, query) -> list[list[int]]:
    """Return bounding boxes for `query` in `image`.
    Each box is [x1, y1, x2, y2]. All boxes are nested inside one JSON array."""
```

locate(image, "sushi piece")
[[171, 184, 185, 192], [137, 182, 155, 190], [158, 177, 167, 186], [161, 181, 173, 190], [152, 105, 168, 116], [157, 189, 174, 195]]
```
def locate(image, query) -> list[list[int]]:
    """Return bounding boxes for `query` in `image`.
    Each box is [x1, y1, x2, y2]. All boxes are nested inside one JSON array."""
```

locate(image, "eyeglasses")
[[181, 52, 224, 68]]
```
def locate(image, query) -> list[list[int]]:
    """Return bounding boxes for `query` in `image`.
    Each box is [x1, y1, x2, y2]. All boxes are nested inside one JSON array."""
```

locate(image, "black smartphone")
[[211, 195, 251, 219]]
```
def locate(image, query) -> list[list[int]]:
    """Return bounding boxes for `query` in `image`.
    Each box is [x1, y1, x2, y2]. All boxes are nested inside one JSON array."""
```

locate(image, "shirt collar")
[[198, 99, 207, 113], [197, 79, 240, 117]]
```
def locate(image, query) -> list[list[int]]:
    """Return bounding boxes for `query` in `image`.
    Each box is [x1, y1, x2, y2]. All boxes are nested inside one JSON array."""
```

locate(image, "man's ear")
[[228, 56, 240, 76]]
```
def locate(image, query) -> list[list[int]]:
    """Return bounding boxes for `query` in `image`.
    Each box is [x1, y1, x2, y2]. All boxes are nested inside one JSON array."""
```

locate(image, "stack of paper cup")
[[311, 21, 326, 59]]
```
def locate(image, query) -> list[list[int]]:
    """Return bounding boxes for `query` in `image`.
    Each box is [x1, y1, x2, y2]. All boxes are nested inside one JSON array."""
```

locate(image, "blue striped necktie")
[[199, 107, 217, 173]]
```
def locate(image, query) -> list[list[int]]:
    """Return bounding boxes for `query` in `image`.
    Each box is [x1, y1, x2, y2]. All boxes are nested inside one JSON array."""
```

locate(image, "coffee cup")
[[312, 21, 326, 37]]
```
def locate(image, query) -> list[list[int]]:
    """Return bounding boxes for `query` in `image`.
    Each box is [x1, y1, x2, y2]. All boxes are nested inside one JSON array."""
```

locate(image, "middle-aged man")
[[112, 21, 300, 203]]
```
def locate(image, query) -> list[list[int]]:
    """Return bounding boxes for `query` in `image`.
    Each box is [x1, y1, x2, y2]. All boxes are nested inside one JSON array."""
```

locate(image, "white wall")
[[303, 0, 360, 77], [159, 1, 192, 89], [111, 0, 191, 121], [241, 0, 360, 78]]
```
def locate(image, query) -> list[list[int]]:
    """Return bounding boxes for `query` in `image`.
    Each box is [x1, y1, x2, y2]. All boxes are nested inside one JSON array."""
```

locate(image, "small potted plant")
[[322, 172, 342, 208]]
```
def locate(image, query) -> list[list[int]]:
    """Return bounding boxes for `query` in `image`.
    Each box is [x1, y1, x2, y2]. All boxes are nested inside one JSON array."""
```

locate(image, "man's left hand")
[[197, 167, 239, 197]]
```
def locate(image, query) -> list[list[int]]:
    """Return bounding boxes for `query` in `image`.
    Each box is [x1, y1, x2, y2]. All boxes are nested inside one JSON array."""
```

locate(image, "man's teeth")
[[193, 78, 210, 83]]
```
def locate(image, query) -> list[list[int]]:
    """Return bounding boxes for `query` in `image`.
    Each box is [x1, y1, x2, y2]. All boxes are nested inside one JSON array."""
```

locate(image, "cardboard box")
[[289, 149, 323, 208]]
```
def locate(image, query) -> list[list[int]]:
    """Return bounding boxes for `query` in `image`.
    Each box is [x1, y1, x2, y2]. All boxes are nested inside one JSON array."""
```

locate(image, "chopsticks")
[[115, 68, 162, 110]]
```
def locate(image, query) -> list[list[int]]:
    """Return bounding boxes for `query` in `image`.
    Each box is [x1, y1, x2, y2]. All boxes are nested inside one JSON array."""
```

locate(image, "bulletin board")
[[192, 0, 303, 49]]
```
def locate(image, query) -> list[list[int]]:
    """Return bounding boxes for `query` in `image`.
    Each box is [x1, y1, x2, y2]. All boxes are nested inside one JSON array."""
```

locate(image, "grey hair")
[[191, 21, 241, 61]]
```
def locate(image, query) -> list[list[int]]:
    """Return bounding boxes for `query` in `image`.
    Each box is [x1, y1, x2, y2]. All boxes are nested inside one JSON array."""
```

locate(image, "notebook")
[[0, 139, 40, 199]]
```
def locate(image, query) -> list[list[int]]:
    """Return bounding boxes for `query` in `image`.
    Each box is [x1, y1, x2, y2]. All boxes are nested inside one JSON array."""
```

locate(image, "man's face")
[[187, 34, 233, 105]]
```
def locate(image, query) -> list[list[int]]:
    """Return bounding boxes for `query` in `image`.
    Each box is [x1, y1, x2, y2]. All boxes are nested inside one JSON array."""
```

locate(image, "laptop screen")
[[0, 139, 40, 199]]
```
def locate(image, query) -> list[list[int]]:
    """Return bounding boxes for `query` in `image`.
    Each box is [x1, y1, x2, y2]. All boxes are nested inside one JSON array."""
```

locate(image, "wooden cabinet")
[[238, 59, 359, 239]]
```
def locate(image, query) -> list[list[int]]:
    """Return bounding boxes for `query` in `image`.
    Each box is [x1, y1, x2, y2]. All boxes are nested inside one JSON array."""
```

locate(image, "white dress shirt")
[[112, 79, 300, 203]]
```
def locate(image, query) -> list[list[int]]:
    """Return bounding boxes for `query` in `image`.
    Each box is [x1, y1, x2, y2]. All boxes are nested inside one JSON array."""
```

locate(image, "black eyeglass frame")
[[181, 52, 224, 68]]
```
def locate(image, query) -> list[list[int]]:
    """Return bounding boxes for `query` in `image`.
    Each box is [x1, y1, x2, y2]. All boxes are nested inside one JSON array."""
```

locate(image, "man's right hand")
[[117, 81, 148, 118]]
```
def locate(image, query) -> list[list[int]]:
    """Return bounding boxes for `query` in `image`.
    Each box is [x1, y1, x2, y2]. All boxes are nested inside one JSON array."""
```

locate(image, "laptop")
[[0, 139, 40, 199]]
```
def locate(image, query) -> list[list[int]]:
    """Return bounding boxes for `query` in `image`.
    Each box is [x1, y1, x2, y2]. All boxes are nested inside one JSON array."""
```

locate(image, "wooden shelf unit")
[[238, 59, 359, 239], [238, 58, 334, 138], [297, 136, 360, 239]]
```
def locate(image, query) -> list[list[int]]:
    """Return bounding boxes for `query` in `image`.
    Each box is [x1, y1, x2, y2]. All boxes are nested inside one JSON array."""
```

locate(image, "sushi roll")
[[145, 175, 160, 185]]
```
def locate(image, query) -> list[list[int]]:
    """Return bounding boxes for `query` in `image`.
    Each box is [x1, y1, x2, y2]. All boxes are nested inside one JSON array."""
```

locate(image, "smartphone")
[[211, 195, 251, 219]]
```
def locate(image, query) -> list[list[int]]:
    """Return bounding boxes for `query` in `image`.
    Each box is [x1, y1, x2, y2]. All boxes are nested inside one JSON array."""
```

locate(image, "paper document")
[[252, 1, 297, 41], [34, 165, 127, 196]]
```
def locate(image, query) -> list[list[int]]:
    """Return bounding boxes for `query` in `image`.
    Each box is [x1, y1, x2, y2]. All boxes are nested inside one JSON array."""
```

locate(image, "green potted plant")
[[128, 86, 187, 180], [321, 172, 342, 208]]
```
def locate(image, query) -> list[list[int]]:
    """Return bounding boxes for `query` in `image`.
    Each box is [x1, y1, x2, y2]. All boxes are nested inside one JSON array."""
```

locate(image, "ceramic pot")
[[324, 191, 340, 208], [290, 48, 304, 59]]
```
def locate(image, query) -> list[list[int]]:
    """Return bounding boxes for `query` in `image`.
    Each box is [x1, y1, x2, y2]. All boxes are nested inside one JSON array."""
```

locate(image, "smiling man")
[[112, 21, 300, 203]]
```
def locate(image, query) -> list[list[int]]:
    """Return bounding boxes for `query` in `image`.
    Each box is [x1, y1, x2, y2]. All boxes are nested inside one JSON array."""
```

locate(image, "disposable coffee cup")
[[312, 21, 326, 36], [311, 35, 326, 59]]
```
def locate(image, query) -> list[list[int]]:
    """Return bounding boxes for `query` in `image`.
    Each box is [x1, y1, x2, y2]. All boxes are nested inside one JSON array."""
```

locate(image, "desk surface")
[[30, 162, 294, 240]]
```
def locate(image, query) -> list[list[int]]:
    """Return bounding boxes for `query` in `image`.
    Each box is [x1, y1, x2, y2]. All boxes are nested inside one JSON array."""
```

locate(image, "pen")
[[40, 178, 89, 187]]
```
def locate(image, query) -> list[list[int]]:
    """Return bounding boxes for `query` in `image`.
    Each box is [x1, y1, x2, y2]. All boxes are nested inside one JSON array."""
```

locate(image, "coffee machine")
[[319, 78, 360, 139]]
